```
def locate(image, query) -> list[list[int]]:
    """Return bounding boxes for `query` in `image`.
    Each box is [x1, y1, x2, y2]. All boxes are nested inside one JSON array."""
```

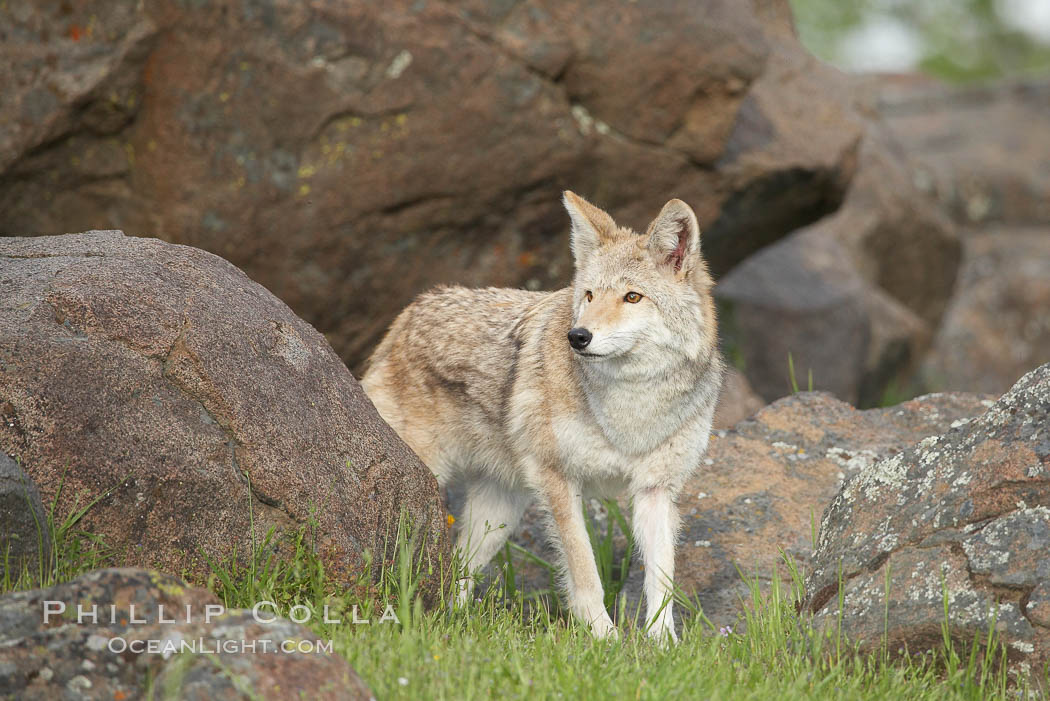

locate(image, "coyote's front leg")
[[541, 470, 617, 639], [633, 487, 680, 643]]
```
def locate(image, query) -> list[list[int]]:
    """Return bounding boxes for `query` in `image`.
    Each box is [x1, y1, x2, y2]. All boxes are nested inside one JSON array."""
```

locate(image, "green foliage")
[[583, 499, 635, 611], [328, 539, 1038, 700], [790, 0, 1050, 82], [877, 379, 911, 408]]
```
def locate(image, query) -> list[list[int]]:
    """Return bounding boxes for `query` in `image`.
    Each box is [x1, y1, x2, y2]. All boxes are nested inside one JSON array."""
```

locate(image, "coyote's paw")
[[590, 614, 619, 641], [646, 619, 679, 646], [450, 577, 474, 610]]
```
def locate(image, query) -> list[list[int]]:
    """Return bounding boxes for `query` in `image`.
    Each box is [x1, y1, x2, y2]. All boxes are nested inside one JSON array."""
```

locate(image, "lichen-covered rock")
[[673, 390, 990, 627], [0, 231, 449, 594], [0, 0, 863, 370], [0, 453, 51, 582], [806, 362, 1050, 677], [498, 389, 989, 627], [0, 568, 373, 700]]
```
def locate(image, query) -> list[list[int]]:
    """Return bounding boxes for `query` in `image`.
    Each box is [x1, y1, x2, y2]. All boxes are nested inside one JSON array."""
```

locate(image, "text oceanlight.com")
[[106, 637, 334, 656]]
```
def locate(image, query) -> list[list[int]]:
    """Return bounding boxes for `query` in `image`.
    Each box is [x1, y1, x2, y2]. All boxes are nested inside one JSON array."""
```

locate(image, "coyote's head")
[[562, 191, 716, 373]]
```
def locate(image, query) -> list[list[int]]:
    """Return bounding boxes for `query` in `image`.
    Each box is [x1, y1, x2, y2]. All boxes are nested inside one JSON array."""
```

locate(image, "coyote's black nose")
[[568, 327, 592, 350]]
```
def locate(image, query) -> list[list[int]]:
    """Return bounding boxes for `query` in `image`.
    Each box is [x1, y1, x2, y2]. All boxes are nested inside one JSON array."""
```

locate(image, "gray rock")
[[717, 229, 871, 405], [872, 77, 1050, 227], [806, 362, 1050, 678], [717, 228, 927, 407], [921, 227, 1050, 396], [0, 453, 51, 582], [0, 567, 373, 700]]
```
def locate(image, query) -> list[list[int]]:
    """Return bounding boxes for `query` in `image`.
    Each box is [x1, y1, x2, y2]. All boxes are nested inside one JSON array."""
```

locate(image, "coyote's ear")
[[563, 191, 616, 266], [645, 199, 701, 276]]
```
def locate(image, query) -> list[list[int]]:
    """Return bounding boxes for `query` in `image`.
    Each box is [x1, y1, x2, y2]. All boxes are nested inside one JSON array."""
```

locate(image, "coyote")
[[361, 192, 723, 641]]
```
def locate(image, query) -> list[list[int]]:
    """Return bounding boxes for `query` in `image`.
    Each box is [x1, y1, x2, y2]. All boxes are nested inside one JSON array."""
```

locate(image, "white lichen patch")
[[980, 404, 1012, 428], [1020, 505, 1050, 518], [961, 536, 1010, 572], [385, 50, 413, 79], [826, 447, 879, 474], [920, 450, 941, 467], [906, 561, 974, 610], [570, 104, 610, 136], [847, 452, 908, 501], [86, 634, 109, 651], [876, 531, 898, 551], [272, 322, 311, 370]]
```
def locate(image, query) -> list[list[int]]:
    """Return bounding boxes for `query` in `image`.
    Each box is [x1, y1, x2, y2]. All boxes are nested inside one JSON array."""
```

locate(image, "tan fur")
[[362, 192, 724, 640]]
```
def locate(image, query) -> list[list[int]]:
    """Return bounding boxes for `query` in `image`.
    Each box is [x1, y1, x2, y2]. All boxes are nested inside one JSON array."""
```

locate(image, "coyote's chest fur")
[[549, 370, 712, 488], [579, 368, 711, 454], [361, 191, 723, 642]]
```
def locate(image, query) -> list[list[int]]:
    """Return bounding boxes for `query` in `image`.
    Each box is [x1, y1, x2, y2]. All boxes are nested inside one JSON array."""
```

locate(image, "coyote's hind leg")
[[454, 477, 531, 606]]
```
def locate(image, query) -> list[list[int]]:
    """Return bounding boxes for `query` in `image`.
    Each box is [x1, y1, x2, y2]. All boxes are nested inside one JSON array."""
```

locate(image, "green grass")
[[202, 514, 1043, 701], [788, 352, 815, 394], [4, 483, 1046, 700]]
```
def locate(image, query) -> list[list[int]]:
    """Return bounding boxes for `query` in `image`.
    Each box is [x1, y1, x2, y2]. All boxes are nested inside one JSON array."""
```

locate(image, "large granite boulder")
[[0, 0, 862, 369], [0, 231, 448, 593], [805, 363, 1050, 678], [0, 568, 373, 700]]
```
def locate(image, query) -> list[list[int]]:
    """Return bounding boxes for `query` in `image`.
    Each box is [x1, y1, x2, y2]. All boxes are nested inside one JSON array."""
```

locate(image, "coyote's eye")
[[585, 291, 593, 302], [624, 291, 643, 304]]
